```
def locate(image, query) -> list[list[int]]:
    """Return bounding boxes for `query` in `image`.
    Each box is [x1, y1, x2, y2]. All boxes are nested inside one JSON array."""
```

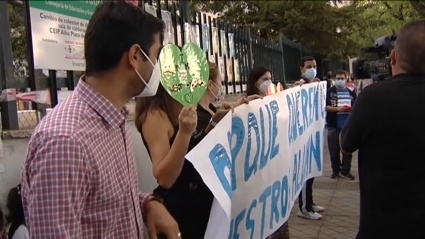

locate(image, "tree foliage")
[[8, 4, 27, 76], [5, 0, 425, 76], [193, 0, 424, 60]]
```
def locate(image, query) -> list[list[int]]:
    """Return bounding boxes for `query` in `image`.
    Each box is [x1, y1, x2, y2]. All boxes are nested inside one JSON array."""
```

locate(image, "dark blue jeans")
[[327, 127, 352, 175]]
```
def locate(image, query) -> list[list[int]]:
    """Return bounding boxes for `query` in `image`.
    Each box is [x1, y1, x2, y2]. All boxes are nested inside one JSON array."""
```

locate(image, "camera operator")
[[340, 20, 425, 239]]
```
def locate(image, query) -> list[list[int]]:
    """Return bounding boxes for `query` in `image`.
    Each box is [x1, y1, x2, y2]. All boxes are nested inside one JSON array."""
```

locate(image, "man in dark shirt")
[[341, 20, 425, 239]]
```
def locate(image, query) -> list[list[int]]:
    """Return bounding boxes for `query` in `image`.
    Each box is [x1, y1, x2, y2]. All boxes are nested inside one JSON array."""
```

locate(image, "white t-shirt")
[[12, 225, 29, 239], [4, 224, 29, 239]]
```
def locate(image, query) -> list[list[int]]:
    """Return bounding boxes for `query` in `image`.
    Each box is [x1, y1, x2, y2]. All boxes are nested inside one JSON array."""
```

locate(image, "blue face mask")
[[335, 79, 347, 88], [305, 68, 316, 80]]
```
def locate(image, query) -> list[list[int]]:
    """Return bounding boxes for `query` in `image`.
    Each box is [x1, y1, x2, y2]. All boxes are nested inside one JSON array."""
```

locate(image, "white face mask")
[[210, 81, 225, 101], [134, 49, 161, 98], [259, 79, 272, 94]]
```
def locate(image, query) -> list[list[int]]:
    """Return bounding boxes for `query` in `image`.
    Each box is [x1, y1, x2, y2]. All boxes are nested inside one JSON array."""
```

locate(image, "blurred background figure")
[[324, 70, 333, 89], [1, 184, 29, 239]]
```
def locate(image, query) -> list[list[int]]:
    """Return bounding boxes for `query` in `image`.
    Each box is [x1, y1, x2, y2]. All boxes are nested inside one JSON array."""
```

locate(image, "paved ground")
[[288, 140, 360, 239]]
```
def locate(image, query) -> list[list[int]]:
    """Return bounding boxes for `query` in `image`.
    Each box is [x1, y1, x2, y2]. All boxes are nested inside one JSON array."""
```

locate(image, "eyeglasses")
[[335, 78, 345, 80]]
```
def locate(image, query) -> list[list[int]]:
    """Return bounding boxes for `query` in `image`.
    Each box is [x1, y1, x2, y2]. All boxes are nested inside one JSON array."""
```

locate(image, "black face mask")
[[326, 74, 332, 78]]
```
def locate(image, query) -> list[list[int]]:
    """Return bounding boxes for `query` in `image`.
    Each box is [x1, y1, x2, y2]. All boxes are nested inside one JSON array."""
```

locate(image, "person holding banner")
[[293, 56, 321, 87], [246, 66, 290, 239], [246, 66, 274, 96], [326, 70, 356, 180], [294, 56, 325, 220], [136, 61, 250, 239]]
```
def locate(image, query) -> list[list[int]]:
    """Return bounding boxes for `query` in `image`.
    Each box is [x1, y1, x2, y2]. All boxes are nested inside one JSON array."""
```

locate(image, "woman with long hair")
[[247, 66, 290, 239], [136, 61, 236, 239], [1, 184, 29, 239]]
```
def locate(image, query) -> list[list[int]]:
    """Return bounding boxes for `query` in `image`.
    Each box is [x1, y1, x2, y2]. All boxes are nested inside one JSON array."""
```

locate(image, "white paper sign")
[[186, 82, 327, 239]]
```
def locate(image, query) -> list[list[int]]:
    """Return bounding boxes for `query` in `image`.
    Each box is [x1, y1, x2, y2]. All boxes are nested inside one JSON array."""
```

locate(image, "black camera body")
[[352, 34, 397, 82]]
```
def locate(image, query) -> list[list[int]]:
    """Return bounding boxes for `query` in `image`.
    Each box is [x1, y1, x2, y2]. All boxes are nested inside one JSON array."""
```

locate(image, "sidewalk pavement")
[[288, 142, 360, 239]]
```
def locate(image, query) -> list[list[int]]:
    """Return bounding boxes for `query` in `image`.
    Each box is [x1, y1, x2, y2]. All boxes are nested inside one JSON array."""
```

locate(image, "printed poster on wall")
[[226, 59, 233, 83], [220, 30, 228, 56], [218, 56, 225, 81], [28, 1, 99, 71], [212, 27, 219, 54], [201, 24, 210, 52], [144, 3, 157, 17], [184, 23, 194, 44], [228, 33, 235, 58], [161, 10, 174, 44], [192, 25, 200, 47], [234, 59, 240, 83]]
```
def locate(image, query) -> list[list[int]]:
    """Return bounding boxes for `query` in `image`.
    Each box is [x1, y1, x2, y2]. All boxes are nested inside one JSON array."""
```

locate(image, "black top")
[[325, 86, 357, 128], [300, 76, 311, 83], [141, 104, 217, 239], [341, 73, 425, 239]]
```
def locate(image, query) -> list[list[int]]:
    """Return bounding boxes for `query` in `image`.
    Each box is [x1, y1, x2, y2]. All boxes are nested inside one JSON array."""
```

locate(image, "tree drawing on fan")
[[158, 43, 209, 106]]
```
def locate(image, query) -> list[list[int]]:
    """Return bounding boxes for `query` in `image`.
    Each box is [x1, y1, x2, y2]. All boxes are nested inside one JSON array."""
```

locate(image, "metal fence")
[[1, 0, 342, 131]]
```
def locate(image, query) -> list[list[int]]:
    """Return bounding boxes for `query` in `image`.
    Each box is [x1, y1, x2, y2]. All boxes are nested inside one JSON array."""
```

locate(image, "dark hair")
[[84, 0, 165, 76], [246, 66, 270, 96], [5, 184, 25, 239], [135, 84, 176, 134], [334, 70, 348, 78], [395, 20, 425, 74], [300, 56, 315, 67]]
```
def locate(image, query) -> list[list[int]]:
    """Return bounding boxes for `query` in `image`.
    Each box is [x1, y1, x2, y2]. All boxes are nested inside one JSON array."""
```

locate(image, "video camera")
[[352, 34, 397, 81]]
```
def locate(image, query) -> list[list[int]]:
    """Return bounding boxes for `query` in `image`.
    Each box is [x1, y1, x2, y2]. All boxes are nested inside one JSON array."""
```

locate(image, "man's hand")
[[312, 78, 321, 83], [230, 96, 249, 108], [212, 108, 231, 123], [146, 201, 180, 239], [220, 102, 234, 110], [293, 80, 304, 87], [337, 107, 348, 112]]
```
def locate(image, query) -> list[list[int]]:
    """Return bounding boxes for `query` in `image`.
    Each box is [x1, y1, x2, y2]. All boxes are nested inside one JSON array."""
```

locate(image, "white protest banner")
[[186, 82, 327, 239]]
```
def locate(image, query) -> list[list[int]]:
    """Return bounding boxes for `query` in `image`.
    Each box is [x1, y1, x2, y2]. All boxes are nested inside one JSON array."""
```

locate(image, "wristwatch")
[[209, 117, 218, 127]]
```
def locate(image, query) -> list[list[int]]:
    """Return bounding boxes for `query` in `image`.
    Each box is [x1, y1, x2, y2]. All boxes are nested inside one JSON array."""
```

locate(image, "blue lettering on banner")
[[244, 112, 260, 182], [228, 175, 290, 239], [246, 200, 257, 239], [259, 106, 270, 170], [287, 86, 320, 146], [291, 130, 322, 199], [209, 144, 233, 199], [209, 101, 281, 197], [209, 116, 244, 199]]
